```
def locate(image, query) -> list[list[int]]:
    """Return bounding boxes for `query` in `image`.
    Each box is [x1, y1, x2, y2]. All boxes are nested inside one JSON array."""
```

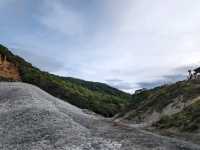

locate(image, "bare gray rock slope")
[[0, 82, 200, 150]]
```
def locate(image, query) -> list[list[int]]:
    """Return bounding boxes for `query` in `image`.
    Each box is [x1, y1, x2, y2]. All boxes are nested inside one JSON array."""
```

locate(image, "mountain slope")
[[117, 79, 200, 133], [0, 82, 199, 150], [0, 82, 119, 149], [0, 44, 130, 117], [155, 99, 200, 132]]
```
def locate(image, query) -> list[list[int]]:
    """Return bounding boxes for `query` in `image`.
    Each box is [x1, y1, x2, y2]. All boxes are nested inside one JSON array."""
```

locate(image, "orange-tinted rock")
[[0, 54, 21, 80]]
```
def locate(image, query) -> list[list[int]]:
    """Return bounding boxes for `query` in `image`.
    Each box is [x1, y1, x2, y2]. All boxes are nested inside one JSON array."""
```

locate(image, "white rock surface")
[[0, 82, 199, 150]]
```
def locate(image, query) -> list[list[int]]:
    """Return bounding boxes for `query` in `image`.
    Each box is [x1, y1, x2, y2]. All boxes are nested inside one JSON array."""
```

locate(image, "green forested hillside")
[[0, 44, 131, 117]]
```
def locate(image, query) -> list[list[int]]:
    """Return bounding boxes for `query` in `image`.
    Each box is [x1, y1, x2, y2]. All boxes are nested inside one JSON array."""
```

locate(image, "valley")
[[0, 82, 199, 150], [0, 44, 200, 149]]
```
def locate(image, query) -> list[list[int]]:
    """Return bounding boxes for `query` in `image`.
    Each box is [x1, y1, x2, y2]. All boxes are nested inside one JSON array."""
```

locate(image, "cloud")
[[11, 48, 64, 72], [136, 65, 191, 90], [107, 73, 187, 93], [1, 0, 200, 93], [137, 80, 165, 90], [138, 73, 186, 88], [39, 0, 85, 36], [106, 79, 137, 93], [163, 74, 186, 82], [107, 62, 200, 92]]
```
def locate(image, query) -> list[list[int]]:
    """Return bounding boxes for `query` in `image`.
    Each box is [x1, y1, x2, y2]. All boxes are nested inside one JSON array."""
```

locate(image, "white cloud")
[[61, 0, 200, 91], [39, 0, 85, 36], [2, 0, 200, 92]]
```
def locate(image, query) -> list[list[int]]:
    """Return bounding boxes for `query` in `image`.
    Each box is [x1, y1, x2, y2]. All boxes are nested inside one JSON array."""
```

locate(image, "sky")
[[1, 0, 200, 93]]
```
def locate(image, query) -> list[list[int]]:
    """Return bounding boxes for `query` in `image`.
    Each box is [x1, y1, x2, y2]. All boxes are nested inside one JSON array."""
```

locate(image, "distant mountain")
[[0, 44, 131, 117], [116, 79, 200, 135]]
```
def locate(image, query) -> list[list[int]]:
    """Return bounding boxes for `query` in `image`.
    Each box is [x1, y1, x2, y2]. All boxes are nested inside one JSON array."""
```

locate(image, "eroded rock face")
[[0, 55, 21, 80]]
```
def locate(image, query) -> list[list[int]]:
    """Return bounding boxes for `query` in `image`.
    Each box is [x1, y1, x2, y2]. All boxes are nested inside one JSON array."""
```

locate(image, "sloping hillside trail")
[[0, 82, 199, 150]]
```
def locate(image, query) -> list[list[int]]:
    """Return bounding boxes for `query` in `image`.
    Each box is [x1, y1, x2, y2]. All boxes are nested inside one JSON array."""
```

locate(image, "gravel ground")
[[0, 82, 200, 150]]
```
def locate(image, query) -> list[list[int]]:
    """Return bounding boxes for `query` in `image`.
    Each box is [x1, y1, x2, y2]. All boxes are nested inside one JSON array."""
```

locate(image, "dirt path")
[[85, 118, 200, 150]]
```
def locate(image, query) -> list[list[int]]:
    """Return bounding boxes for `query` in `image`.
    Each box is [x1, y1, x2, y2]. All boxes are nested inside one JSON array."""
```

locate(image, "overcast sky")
[[1, 0, 200, 93]]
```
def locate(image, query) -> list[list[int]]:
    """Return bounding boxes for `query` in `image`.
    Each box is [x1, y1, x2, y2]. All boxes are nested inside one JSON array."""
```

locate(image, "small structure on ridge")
[[188, 67, 200, 80]]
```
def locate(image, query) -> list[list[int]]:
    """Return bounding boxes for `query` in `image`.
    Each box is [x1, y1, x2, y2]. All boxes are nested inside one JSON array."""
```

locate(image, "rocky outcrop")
[[0, 82, 119, 150], [0, 54, 21, 80]]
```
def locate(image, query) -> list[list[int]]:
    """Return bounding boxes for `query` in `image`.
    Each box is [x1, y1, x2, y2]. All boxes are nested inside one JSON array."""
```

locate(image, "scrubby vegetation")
[[123, 80, 200, 119], [133, 80, 200, 109], [117, 79, 200, 133], [0, 44, 131, 117], [155, 100, 200, 132]]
